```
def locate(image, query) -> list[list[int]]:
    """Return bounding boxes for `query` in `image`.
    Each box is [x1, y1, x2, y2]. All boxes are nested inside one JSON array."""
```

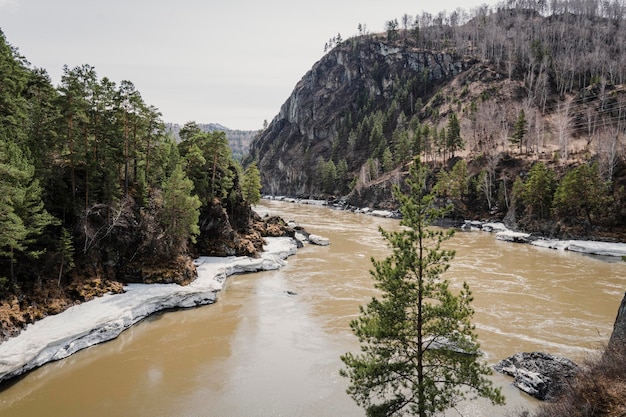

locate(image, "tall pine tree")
[[341, 158, 504, 417], [0, 139, 58, 284]]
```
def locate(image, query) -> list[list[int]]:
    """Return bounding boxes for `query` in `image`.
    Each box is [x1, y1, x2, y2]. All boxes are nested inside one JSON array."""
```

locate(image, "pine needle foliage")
[[341, 158, 504, 417]]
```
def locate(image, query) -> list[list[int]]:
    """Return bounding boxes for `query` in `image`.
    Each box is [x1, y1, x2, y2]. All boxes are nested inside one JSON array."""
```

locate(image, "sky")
[[1, 0, 498, 131]]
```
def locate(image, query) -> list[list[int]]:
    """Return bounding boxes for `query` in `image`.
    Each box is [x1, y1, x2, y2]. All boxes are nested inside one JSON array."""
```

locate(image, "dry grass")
[[0, 277, 124, 342], [528, 345, 626, 417]]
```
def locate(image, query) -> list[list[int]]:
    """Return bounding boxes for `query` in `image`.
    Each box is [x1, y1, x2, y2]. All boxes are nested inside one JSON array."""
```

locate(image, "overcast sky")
[[1, 0, 497, 130]]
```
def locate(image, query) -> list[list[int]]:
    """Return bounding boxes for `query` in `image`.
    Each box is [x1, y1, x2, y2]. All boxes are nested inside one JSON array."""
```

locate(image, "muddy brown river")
[[1, 200, 625, 416]]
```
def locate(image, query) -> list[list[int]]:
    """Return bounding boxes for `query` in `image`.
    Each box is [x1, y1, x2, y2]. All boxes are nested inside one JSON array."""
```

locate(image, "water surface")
[[1, 200, 624, 416]]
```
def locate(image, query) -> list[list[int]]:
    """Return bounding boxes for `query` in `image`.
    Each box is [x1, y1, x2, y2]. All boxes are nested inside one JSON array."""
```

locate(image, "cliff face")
[[247, 38, 476, 196]]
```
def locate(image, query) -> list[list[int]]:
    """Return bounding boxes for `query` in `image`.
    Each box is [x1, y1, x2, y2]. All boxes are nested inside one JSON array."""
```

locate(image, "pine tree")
[[322, 159, 338, 194], [521, 162, 556, 219], [511, 109, 528, 153], [435, 159, 470, 213], [159, 164, 201, 256], [446, 112, 463, 159], [336, 158, 349, 193], [382, 147, 394, 172], [0, 139, 58, 283], [552, 163, 611, 226], [242, 162, 262, 205], [341, 158, 504, 417], [179, 130, 233, 203], [56, 228, 75, 287]]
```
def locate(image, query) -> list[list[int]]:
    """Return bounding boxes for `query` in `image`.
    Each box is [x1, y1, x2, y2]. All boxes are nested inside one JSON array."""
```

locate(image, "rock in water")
[[493, 352, 580, 400], [308, 234, 330, 246]]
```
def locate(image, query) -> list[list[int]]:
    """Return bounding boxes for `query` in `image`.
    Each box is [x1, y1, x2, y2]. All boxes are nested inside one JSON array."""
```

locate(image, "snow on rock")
[[308, 234, 330, 246], [530, 239, 570, 251], [0, 237, 297, 383], [495, 230, 532, 243], [370, 210, 394, 218], [481, 222, 509, 233], [531, 239, 626, 257]]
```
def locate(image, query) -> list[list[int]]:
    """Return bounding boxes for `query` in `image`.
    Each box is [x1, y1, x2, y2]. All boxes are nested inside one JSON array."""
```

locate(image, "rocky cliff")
[[246, 37, 477, 197]]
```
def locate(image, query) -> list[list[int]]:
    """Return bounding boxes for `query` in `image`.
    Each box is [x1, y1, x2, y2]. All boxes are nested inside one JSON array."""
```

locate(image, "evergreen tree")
[[56, 228, 75, 287], [159, 164, 201, 256], [521, 162, 556, 219], [322, 159, 338, 194], [386, 19, 399, 41], [0, 30, 30, 146], [382, 146, 394, 172], [341, 158, 504, 417], [0, 139, 58, 283], [242, 162, 262, 205], [336, 158, 349, 193], [446, 112, 463, 159], [511, 109, 528, 153], [179, 130, 233, 203], [179, 121, 202, 142], [58, 64, 94, 208], [435, 159, 470, 213], [552, 163, 611, 226], [393, 128, 412, 165]]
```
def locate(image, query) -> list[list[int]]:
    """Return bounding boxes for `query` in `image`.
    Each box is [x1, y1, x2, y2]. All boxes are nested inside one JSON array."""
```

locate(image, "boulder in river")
[[308, 234, 330, 246], [493, 352, 580, 400]]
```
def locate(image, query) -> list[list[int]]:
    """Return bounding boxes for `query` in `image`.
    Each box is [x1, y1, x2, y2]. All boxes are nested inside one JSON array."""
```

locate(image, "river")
[[0, 200, 625, 416]]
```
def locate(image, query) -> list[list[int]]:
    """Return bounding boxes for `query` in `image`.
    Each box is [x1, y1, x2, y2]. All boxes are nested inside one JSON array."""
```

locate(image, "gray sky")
[[1, 0, 497, 130]]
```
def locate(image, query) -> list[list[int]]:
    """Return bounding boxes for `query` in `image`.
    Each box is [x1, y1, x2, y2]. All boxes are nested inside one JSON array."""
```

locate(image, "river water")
[[1, 200, 625, 417]]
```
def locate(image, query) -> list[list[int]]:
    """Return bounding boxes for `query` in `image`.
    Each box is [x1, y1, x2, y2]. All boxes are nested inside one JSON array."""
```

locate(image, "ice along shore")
[[0, 237, 298, 384]]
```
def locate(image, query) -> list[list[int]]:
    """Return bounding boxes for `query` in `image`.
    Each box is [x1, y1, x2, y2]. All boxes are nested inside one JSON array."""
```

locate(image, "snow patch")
[[0, 237, 298, 383]]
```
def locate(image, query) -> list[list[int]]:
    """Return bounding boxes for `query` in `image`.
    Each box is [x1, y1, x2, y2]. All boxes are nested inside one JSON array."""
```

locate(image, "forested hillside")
[[0, 30, 266, 339], [246, 0, 626, 239]]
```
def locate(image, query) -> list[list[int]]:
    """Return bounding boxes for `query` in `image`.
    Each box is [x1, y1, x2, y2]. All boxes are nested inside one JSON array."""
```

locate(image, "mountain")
[[246, 36, 476, 196], [166, 123, 259, 160], [245, 3, 626, 237]]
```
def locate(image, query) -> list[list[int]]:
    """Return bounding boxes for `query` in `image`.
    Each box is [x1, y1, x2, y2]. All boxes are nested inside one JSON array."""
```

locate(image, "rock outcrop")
[[608, 292, 626, 350], [246, 37, 477, 197], [493, 352, 580, 400]]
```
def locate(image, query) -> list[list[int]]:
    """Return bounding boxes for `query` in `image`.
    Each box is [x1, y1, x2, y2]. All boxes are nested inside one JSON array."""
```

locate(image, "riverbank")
[[266, 196, 626, 259], [0, 237, 298, 384]]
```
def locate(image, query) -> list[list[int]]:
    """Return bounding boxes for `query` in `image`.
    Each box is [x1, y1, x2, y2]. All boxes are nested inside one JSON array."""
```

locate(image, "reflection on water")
[[0, 200, 624, 417]]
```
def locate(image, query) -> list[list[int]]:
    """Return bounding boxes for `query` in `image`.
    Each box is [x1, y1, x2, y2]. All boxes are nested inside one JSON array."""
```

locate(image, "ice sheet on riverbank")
[[495, 230, 626, 257], [530, 239, 626, 257], [0, 237, 298, 383], [462, 220, 626, 258]]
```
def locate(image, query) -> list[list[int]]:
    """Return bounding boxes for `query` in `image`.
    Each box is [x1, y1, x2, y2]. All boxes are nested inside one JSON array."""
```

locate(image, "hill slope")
[[245, 4, 626, 238]]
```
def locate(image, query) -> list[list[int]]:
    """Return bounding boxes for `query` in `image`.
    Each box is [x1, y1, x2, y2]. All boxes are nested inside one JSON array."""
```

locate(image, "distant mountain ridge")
[[166, 122, 258, 159]]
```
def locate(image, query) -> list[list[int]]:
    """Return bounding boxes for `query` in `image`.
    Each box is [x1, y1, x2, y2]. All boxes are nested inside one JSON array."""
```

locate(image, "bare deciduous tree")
[[554, 102, 572, 161]]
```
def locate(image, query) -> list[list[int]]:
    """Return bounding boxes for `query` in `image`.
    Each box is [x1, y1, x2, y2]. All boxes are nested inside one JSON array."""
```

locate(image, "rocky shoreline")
[[493, 352, 581, 401]]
